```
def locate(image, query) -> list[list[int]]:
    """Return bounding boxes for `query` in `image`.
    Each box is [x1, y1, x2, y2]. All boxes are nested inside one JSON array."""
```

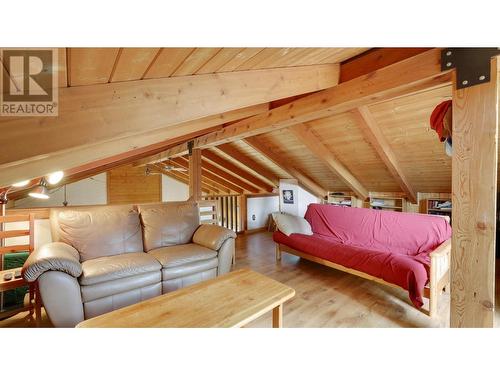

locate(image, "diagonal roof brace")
[[441, 48, 500, 89]]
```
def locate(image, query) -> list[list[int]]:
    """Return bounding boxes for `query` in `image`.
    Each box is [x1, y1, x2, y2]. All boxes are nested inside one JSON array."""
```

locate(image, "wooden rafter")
[[0, 64, 339, 188], [201, 149, 274, 192], [151, 163, 230, 195], [339, 48, 432, 82], [215, 143, 280, 186], [289, 123, 369, 200], [152, 49, 450, 159], [161, 159, 230, 194], [201, 157, 260, 193], [172, 158, 244, 194], [244, 137, 327, 198], [351, 106, 417, 203], [0, 103, 269, 189]]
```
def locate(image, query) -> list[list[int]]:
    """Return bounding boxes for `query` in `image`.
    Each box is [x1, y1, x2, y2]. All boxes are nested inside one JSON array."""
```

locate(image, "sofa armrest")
[[193, 224, 237, 251], [430, 239, 451, 259], [22, 242, 82, 282]]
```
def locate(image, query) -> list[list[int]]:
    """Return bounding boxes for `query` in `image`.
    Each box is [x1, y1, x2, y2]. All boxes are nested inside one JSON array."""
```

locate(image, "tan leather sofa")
[[22, 201, 236, 327]]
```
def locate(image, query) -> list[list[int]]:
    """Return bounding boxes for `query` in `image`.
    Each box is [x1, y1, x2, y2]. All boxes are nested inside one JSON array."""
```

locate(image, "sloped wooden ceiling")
[[224, 140, 291, 181], [66, 47, 368, 86], [4, 48, 466, 201], [305, 112, 401, 192], [369, 85, 452, 192], [252, 129, 345, 191]]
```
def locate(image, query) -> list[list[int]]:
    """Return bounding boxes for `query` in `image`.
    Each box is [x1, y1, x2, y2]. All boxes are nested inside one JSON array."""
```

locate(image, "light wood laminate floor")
[[2, 231, 500, 328]]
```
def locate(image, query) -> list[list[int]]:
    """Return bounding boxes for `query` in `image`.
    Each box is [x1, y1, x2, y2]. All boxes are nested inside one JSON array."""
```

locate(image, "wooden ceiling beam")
[[351, 106, 418, 203], [215, 143, 280, 186], [150, 163, 225, 195], [289, 124, 369, 200], [201, 149, 274, 192], [244, 137, 327, 198], [201, 157, 260, 193], [172, 157, 244, 194], [339, 48, 432, 82], [129, 104, 268, 168], [0, 64, 339, 188], [161, 49, 449, 155], [0, 103, 268, 189]]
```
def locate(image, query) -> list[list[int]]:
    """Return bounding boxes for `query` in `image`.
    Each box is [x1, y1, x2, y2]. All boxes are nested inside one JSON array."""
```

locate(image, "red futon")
[[273, 204, 452, 316]]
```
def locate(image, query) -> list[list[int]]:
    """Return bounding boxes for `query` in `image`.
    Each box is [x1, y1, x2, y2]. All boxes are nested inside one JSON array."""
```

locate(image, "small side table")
[[0, 268, 41, 325], [0, 213, 41, 326]]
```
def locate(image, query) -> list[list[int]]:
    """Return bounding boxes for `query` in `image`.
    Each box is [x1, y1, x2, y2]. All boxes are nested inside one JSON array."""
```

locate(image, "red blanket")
[[273, 204, 452, 308]]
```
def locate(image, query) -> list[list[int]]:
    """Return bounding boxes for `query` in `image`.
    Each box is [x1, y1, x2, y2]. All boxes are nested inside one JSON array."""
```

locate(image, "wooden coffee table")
[[76, 269, 295, 328]]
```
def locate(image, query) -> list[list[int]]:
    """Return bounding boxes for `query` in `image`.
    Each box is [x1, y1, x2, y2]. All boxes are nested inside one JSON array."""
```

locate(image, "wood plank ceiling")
[[5, 48, 463, 201], [65, 47, 368, 86], [148, 83, 455, 196]]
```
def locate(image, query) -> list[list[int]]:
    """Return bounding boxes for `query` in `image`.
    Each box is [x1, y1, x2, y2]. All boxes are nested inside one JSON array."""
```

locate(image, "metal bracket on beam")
[[187, 140, 194, 156], [441, 48, 500, 89]]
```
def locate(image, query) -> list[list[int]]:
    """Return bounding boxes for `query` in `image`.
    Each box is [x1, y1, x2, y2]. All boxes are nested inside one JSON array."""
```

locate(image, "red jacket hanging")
[[430, 100, 452, 141]]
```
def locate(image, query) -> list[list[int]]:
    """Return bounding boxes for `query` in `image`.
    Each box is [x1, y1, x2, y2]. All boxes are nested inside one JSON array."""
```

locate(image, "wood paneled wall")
[[107, 165, 161, 204]]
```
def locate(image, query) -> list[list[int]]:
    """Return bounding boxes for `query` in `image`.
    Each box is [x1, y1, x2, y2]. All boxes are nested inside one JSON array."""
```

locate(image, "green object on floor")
[[1, 252, 29, 311]]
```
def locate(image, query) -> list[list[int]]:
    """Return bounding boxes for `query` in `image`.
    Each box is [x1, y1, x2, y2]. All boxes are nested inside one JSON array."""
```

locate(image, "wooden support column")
[[239, 195, 248, 233], [188, 149, 202, 201], [450, 58, 498, 328]]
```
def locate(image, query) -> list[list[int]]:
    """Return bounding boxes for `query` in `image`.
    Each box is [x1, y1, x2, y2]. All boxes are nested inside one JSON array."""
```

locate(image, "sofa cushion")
[[50, 205, 144, 262], [80, 252, 161, 286], [148, 243, 217, 269], [137, 201, 200, 251], [161, 258, 219, 284], [273, 213, 313, 236], [81, 271, 161, 303]]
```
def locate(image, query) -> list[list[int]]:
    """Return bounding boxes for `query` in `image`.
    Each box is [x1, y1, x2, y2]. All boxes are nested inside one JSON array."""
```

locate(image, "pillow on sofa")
[[274, 213, 313, 236]]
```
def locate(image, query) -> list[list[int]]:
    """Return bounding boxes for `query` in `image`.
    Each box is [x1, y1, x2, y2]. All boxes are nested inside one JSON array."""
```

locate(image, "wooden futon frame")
[[275, 239, 451, 318]]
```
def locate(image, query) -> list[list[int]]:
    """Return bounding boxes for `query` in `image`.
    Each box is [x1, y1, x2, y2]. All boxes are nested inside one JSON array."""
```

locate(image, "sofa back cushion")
[[50, 205, 144, 262], [137, 201, 200, 252], [274, 213, 313, 236], [304, 204, 451, 257]]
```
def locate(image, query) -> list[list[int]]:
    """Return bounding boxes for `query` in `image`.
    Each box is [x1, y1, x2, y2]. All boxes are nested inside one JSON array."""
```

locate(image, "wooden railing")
[[201, 195, 241, 232], [197, 200, 219, 225]]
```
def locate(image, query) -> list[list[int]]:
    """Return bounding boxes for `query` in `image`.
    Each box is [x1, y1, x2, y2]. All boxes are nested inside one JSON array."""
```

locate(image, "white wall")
[[161, 175, 189, 202], [279, 179, 319, 217], [247, 196, 279, 230], [14, 173, 107, 208], [298, 186, 320, 217]]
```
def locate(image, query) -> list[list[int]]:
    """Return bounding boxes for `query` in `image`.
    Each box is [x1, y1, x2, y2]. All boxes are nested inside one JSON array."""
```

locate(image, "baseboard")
[[244, 227, 268, 235]]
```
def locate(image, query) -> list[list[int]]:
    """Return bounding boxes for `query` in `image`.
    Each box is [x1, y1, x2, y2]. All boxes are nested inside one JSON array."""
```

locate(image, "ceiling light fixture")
[[28, 179, 50, 200], [46, 171, 64, 185]]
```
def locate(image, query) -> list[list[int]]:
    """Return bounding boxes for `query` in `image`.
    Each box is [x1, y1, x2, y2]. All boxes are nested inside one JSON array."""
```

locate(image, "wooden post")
[[450, 58, 498, 327], [238, 195, 247, 233], [188, 148, 202, 201]]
